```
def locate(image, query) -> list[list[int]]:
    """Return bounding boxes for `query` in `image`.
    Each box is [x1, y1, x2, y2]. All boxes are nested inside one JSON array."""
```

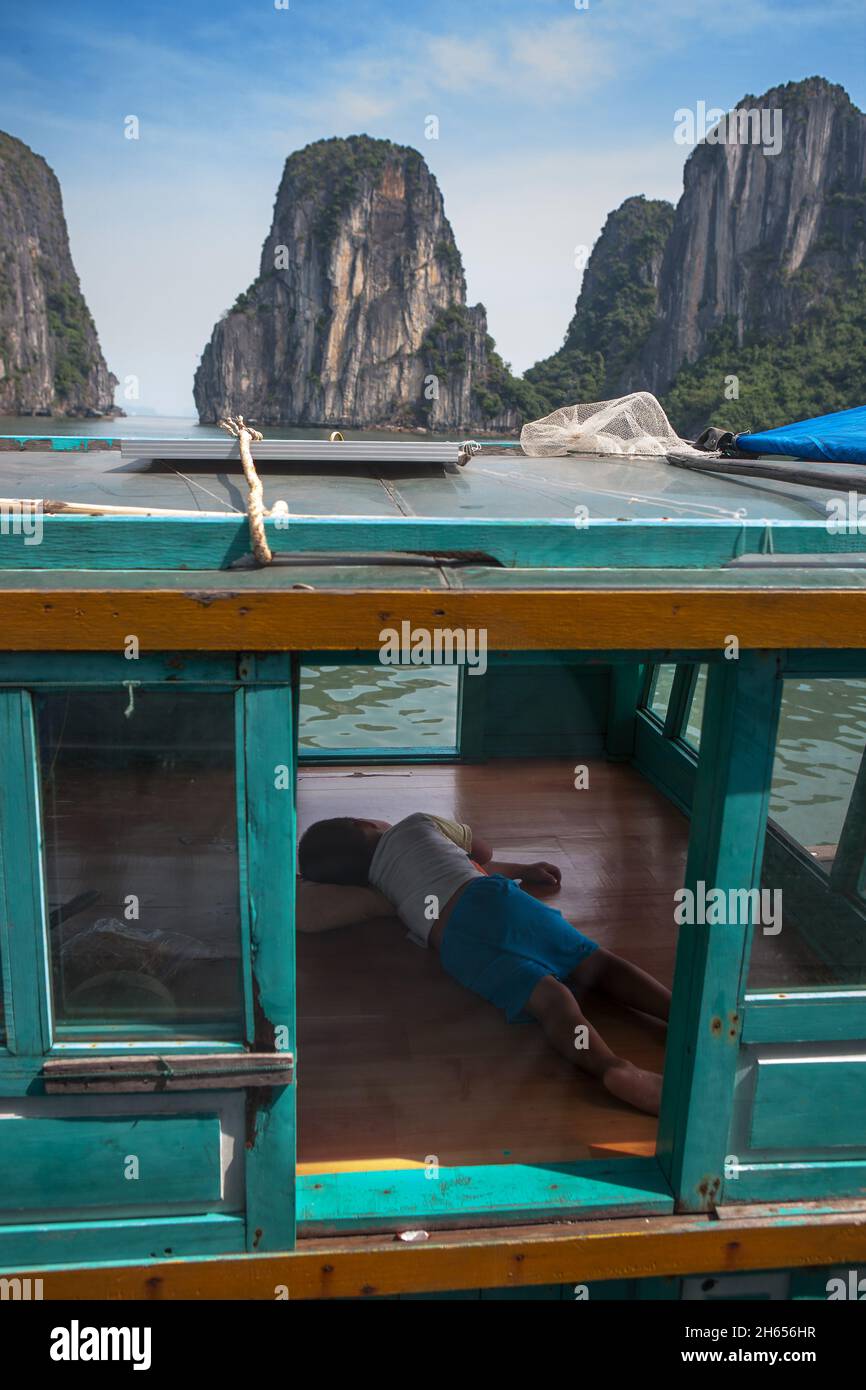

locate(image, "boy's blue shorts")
[[440, 874, 599, 1023]]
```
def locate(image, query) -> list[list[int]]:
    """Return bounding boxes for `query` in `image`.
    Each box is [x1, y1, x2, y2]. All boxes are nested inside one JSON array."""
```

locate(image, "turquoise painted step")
[[298, 1158, 673, 1233]]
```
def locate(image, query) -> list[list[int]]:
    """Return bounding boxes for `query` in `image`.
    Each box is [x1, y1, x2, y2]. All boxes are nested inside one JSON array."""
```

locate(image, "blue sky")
[[2, 0, 865, 415]]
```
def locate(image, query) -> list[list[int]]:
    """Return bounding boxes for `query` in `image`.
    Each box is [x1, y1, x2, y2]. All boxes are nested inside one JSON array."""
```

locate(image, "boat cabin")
[[0, 434, 864, 1299]]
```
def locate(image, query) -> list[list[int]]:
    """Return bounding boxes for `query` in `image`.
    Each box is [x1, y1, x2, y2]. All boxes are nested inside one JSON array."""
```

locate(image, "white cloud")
[[506, 16, 614, 92]]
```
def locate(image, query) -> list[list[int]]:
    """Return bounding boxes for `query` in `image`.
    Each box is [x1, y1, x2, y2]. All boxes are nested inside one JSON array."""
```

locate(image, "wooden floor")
[[297, 758, 686, 1169]]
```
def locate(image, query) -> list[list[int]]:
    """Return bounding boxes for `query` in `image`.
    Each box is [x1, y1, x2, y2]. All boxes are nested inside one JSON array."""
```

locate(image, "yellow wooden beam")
[[14, 1207, 866, 1299], [1, 586, 866, 650]]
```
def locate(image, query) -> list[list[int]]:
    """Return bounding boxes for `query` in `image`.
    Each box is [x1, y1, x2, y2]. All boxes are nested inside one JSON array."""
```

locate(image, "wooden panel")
[[719, 1161, 866, 1203], [0, 1212, 244, 1267], [10, 1205, 866, 1299], [478, 664, 608, 757], [3, 587, 866, 650], [749, 1058, 866, 1149], [0, 653, 284, 685], [607, 664, 645, 760], [633, 713, 697, 813], [742, 993, 866, 1043], [0, 1115, 222, 1213]]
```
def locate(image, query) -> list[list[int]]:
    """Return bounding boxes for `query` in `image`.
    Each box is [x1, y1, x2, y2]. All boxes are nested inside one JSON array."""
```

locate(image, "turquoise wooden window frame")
[[0, 651, 297, 1256], [637, 651, 866, 1208]]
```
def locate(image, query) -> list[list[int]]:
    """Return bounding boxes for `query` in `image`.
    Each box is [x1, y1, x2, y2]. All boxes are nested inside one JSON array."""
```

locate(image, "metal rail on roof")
[[119, 438, 481, 466]]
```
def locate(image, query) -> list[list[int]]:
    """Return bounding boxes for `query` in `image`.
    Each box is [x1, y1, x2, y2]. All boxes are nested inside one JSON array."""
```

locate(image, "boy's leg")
[[524, 974, 662, 1115], [569, 947, 671, 1023]]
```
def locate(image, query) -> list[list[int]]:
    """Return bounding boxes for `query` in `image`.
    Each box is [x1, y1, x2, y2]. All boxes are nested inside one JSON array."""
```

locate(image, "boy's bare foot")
[[601, 1061, 662, 1115]]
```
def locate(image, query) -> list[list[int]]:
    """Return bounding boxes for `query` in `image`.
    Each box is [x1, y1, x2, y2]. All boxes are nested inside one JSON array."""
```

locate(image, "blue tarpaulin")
[[736, 404, 866, 465]]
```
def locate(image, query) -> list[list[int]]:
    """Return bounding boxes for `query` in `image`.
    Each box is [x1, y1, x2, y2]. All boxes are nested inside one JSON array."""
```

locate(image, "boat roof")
[[0, 444, 844, 523]]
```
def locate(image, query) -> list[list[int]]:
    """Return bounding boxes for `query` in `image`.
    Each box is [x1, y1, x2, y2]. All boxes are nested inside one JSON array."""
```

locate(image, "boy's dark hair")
[[298, 817, 377, 886]]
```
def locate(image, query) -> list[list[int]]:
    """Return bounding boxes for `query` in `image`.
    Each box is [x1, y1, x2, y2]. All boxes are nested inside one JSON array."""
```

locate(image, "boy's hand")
[[519, 861, 562, 888]]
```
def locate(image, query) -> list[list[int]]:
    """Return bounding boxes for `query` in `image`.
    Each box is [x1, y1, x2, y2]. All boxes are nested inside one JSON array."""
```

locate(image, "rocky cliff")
[[0, 131, 117, 417], [525, 196, 674, 406], [194, 136, 536, 432], [529, 78, 866, 435]]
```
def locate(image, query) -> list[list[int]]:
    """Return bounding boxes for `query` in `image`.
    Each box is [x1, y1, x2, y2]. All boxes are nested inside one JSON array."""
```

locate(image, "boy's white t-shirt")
[[368, 812, 482, 946]]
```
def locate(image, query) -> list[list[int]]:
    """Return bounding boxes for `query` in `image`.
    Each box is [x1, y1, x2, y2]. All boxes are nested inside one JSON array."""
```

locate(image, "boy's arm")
[[435, 819, 560, 889], [467, 829, 493, 865], [487, 859, 562, 888], [296, 879, 396, 933]]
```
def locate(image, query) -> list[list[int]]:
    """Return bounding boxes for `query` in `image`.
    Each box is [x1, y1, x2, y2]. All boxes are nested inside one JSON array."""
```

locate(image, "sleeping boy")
[[298, 811, 671, 1115]]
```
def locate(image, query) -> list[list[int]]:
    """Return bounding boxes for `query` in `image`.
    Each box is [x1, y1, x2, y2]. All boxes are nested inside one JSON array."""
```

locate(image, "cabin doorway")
[[296, 755, 685, 1171]]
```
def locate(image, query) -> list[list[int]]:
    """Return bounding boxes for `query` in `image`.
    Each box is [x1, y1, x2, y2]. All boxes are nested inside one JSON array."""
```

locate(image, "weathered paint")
[[241, 679, 297, 1252]]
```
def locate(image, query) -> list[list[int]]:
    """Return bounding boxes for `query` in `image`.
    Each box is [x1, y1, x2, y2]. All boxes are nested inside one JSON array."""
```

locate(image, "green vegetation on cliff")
[[662, 270, 866, 436], [476, 333, 546, 423], [420, 306, 544, 427], [44, 277, 98, 401], [525, 196, 674, 413], [286, 135, 426, 254]]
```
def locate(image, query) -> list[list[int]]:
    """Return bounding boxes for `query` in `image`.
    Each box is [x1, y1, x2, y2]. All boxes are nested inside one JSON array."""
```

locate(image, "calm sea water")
[[299, 666, 459, 753], [649, 666, 865, 847], [0, 414, 458, 442], [4, 417, 862, 844]]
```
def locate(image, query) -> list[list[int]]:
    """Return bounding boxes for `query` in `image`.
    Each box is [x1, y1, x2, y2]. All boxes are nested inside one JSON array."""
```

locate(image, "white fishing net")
[[520, 391, 704, 459]]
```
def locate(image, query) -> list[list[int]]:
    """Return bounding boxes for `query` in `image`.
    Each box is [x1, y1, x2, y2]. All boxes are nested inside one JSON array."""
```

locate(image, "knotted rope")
[[219, 414, 272, 565]]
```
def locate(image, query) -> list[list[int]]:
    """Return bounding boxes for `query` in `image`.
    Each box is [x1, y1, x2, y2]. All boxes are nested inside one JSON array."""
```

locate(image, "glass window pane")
[[37, 690, 243, 1033], [300, 665, 459, 753], [683, 666, 707, 749], [0, 944, 5, 1043], [749, 677, 866, 989], [648, 664, 676, 722]]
